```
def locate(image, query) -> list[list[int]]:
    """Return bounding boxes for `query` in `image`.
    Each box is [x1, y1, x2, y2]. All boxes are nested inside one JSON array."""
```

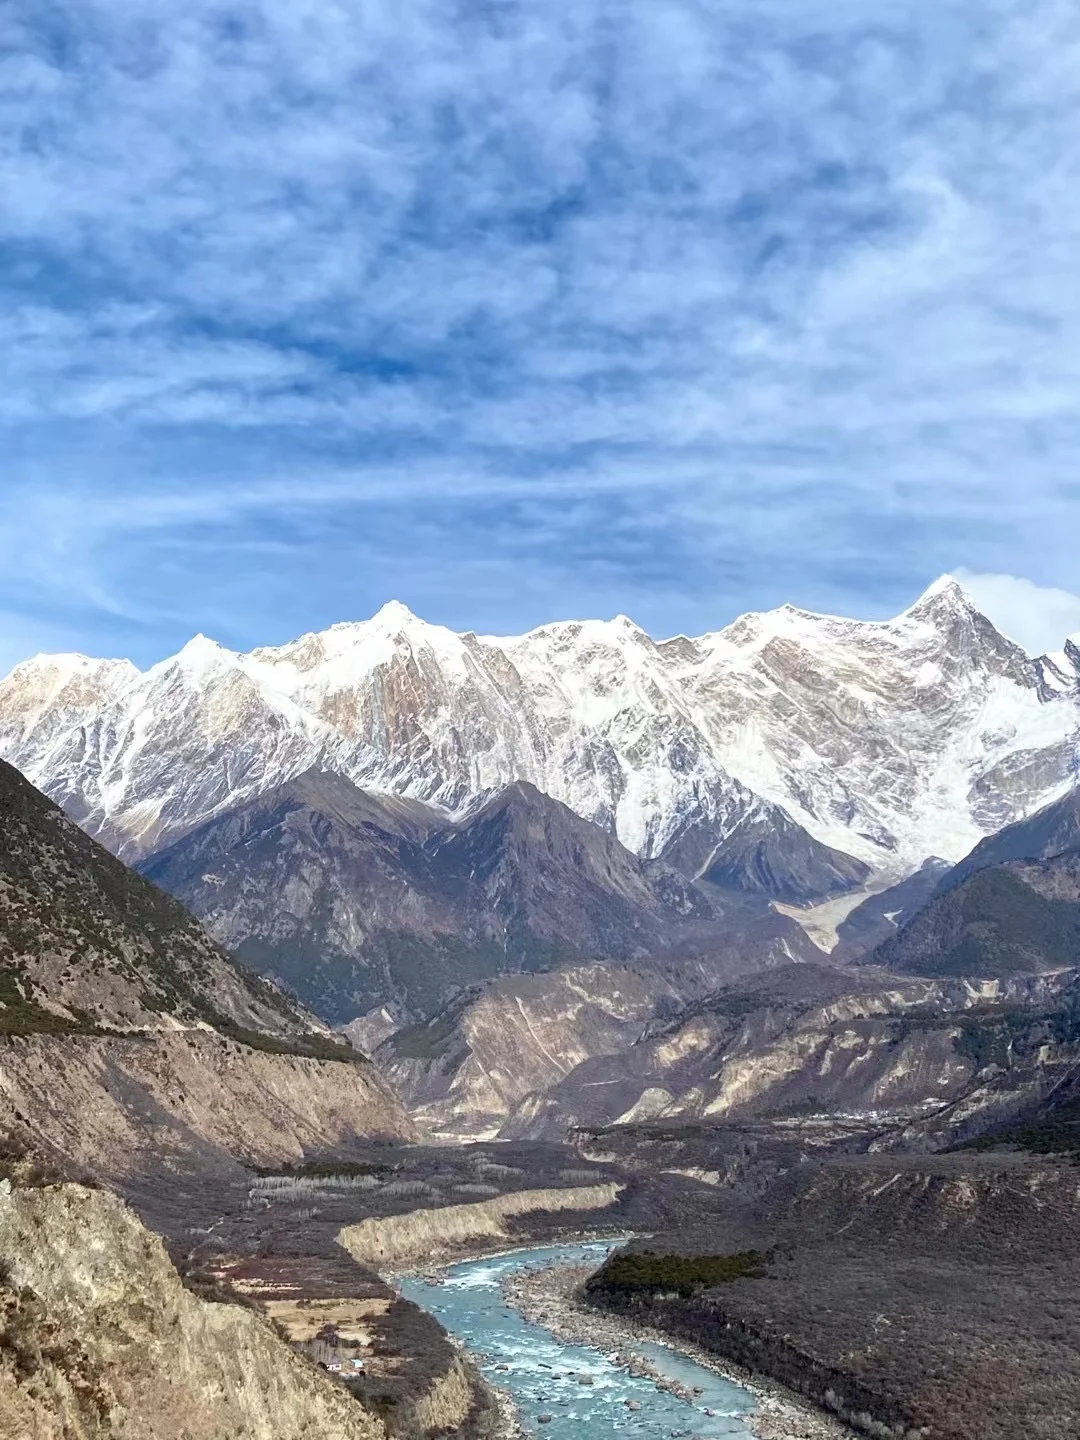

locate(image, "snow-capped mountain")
[[0, 577, 1077, 882]]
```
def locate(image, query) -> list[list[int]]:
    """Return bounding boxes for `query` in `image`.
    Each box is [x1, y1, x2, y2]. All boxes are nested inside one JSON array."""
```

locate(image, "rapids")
[[400, 1241, 757, 1438]]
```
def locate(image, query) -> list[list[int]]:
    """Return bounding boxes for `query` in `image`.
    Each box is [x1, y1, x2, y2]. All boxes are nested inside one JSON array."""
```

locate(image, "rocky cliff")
[[0, 1177, 388, 1440], [379, 925, 818, 1139], [390, 953, 1080, 1144], [0, 1031, 412, 1179]]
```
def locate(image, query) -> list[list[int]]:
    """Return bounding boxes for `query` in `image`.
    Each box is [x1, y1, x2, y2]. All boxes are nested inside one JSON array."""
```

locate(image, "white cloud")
[[1, 0, 1079, 661], [956, 570, 1080, 654]]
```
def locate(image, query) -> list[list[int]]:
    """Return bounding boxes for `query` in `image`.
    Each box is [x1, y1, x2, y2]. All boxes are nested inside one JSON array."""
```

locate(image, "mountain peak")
[[2, 651, 137, 683], [370, 599, 422, 628], [167, 633, 239, 676], [177, 632, 229, 657], [903, 574, 976, 619], [3, 579, 1077, 881]]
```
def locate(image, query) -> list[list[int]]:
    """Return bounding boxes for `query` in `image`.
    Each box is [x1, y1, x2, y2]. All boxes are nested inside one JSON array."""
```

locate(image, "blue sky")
[[2, 0, 1080, 673]]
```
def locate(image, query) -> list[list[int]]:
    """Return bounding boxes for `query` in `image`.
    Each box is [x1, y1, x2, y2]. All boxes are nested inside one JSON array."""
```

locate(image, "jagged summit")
[[907, 572, 969, 605], [904, 574, 996, 630], [1, 580, 1077, 876], [138, 769, 771, 1024]]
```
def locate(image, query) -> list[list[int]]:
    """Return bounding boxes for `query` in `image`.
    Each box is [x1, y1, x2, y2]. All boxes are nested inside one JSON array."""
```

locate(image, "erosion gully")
[[400, 1240, 757, 1439]]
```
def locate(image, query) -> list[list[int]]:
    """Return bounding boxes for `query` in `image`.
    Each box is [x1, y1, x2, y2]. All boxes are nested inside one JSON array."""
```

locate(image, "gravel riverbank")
[[500, 1262, 856, 1440]]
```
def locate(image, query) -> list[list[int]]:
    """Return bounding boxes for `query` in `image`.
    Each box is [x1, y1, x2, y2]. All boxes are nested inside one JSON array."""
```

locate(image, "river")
[[399, 1241, 758, 1439]]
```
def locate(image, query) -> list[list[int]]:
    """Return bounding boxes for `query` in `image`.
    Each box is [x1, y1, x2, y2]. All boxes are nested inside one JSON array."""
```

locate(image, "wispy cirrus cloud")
[[1, 0, 1079, 664]]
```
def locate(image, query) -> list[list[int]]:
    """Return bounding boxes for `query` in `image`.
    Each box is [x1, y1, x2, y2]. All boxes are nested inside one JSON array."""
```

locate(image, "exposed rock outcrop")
[[379, 942, 816, 1140], [0, 1031, 412, 1178], [0, 1179, 387, 1440], [339, 1183, 621, 1266], [494, 964, 1080, 1140]]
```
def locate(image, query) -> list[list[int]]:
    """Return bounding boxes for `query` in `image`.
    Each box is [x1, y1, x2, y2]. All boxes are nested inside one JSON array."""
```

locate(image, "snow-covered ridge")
[[0, 576, 1077, 876]]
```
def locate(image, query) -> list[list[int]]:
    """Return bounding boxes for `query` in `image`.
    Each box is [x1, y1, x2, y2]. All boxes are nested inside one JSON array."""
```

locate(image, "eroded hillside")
[[0, 1176, 388, 1440], [0, 758, 414, 1175]]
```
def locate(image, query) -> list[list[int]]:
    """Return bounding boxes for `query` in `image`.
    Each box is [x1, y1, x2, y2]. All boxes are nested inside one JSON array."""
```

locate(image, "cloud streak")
[[2, 0, 1079, 663]]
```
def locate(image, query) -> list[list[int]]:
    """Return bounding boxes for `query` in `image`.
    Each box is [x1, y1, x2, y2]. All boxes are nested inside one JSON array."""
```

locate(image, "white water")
[[400, 1240, 757, 1438]]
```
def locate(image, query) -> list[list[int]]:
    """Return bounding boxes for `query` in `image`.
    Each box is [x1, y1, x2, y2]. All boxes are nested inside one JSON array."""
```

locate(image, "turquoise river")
[[400, 1241, 758, 1439]]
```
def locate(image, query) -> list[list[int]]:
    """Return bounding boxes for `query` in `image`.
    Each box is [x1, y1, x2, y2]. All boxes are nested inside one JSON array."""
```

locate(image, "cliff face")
[[476, 963, 1080, 1143], [0, 1031, 413, 1178], [0, 1179, 387, 1440], [379, 936, 814, 1140]]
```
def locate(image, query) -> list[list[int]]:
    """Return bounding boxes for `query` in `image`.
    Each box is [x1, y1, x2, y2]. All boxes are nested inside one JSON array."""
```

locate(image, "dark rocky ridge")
[[939, 784, 1080, 891], [854, 784, 1080, 981], [139, 769, 815, 1025], [831, 857, 951, 961], [871, 850, 1080, 979], [663, 802, 870, 905]]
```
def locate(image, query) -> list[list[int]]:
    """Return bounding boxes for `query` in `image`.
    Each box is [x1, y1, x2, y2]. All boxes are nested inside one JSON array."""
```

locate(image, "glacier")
[[0, 575, 1076, 881]]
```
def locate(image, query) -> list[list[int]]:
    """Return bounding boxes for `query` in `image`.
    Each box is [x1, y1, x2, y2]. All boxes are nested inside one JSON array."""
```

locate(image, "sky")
[[2, 0, 1080, 675]]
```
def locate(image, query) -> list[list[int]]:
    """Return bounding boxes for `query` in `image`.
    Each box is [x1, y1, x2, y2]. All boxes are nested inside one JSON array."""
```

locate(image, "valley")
[[0, 579, 1079, 1440]]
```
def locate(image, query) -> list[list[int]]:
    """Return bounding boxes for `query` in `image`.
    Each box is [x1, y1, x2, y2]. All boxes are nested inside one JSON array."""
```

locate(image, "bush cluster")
[[586, 1248, 768, 1298]]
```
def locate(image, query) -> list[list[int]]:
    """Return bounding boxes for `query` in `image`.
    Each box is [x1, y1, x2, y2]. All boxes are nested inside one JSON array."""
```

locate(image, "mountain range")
[[1, 577, 1078, 1048], [377, 781, 1080, 1139], [3, 582, 1079, 1440], [2, 576, 1076, 885], [139, 770, 809, 1024]]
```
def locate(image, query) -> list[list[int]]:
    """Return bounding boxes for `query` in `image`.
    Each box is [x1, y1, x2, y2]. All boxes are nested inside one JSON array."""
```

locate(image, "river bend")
[[400, 1241, 757, 1439]]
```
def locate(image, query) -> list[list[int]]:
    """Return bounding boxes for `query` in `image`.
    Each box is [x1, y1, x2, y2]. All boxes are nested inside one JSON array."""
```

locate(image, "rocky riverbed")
[[500, 1263, 855, 1440]]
